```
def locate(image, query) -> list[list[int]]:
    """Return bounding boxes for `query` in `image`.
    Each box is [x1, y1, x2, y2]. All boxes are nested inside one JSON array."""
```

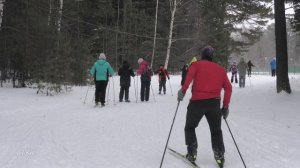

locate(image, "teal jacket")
[[90, 59, 115, 81]]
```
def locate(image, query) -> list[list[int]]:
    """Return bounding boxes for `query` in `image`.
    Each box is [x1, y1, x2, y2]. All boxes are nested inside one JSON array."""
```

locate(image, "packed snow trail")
[[0, 75, 300, 168]]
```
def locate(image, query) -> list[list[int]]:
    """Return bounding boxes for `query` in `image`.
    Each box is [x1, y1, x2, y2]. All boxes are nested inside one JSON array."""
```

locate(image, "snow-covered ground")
[[0, 74, 299, 168]]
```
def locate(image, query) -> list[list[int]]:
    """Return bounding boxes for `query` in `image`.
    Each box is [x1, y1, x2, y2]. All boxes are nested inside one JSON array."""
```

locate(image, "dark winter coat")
[[181, 64, 188, 85], [118, 62, 135, 87], [247, 61, 254, 70]]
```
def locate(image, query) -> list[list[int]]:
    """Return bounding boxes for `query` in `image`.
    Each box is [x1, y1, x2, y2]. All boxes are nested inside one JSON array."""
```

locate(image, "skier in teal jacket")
[[90, 53, 114, 106]]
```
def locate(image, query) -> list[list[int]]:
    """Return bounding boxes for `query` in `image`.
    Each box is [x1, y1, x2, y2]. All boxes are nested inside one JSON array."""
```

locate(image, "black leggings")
[[185, 98, 225, 155], [95, 80, 108, 104]]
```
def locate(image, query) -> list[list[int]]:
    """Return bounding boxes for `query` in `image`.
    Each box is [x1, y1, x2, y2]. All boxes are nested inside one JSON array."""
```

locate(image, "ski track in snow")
[[0, 74, 300, 168]]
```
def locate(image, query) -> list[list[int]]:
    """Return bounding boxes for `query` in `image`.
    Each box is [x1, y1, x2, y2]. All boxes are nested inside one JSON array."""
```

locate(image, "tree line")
[[0, 0, 293, 88]]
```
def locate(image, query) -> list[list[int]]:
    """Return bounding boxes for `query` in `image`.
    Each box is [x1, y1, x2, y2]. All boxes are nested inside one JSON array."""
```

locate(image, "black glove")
[[168, 76, 170, 80], [221, 107, 229, 119]]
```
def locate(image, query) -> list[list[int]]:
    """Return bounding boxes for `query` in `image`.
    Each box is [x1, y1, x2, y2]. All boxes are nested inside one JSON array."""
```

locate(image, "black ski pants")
[[95, 80, 108, 104], [119, 85, 130, 101], [159, 80, 167, 93], [140, 81, 150, 101], [271, 69, 276, 77], [185, 98, 225, 155], [247, 68, 252, 77]]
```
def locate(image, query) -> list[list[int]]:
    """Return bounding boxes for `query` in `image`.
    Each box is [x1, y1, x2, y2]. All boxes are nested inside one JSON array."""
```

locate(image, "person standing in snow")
[[177, 45, 232, 167], [270, 57, 276, 77], [237, 58, 248, 88], [229, 62, 238, 83], [118, 61, 135, 102], [247, 60, 255, 77], [181, 57, 197, 86], [137, 58, 153, 102], [90, 53, 114, 106], [155, 64, 170, 94], [181, 63, 189, 86]]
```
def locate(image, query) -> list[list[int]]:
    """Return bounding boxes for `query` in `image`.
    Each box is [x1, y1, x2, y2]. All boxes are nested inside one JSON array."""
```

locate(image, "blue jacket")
[[270, 59, 276, 70], [90, 59, 114, 81]]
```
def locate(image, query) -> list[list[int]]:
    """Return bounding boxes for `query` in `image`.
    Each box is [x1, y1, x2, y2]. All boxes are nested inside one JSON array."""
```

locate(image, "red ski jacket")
[[181, 60, 232, 108]]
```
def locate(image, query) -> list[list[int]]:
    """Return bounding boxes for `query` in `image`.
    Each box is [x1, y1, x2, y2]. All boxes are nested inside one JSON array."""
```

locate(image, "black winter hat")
[[201, 45, 214, 61]]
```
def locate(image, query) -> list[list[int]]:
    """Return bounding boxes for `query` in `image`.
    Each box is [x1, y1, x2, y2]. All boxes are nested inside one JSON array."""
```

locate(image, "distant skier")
[[229, 62, 238, 83], [137, 58, 153, 102], [247, 60, 255, 77], [90, 53, 114, 106], [237, 58, 248, 88], [270, 57, 276, 77], [118, 61, 135, 102], [155, 64, 170, 94], [181, 57, 197, 86], [181, 63, 188, 86], [177, 45, 232, 168]]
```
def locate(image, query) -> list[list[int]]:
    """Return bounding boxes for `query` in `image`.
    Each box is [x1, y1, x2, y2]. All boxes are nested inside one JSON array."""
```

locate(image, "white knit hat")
[[99, 53, 106, 60], [137, 58, 143, 64]]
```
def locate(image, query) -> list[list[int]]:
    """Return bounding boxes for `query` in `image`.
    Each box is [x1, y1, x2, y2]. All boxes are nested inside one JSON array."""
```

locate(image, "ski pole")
[[159, 101, 180, 168], [136, 74, 139, 103], [168, 79, 173, 96], [83, 85, 90, 104], [106, 80, 110, 104], [224, 118, 247, 168], [133, 76, 138, 103], [248, 75, 252, 88], [111, 76, 116, 105], [150, 83, 156, 102]]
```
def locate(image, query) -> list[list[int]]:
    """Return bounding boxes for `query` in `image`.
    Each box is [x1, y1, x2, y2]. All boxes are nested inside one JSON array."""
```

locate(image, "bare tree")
[[164, 0, 183, 69], [57, 0, 63, 32], [150, 0, 159, 68]]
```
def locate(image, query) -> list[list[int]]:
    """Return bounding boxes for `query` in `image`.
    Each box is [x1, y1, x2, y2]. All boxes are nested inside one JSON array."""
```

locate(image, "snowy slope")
[[0, 74, 299, 168]]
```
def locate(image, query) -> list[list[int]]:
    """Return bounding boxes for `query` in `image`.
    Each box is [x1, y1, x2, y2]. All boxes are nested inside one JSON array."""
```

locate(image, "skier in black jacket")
[[118, 61, 135, 102]]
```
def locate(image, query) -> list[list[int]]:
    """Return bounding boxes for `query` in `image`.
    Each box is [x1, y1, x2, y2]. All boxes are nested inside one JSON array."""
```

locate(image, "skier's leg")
[[95, 81, 101, 104], [145, 81, 150, 101], [119, 86, 124, 102], [140, 81, 145, 101], [205, 99, 225, 161], [125, 86, 129, 101], [184, 100, 205, 161], [159, 80, 162, 94], [100, 81, 108, 105], [162, 80, 166, 94]]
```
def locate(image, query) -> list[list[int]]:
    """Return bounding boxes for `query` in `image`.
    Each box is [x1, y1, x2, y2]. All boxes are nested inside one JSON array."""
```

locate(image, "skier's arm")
[[90, 63, 96, 76], [222, 71, 232, 108], [165, 70, 170, 79], [130, 69, 135, 77], [107, 63, 115, 76]]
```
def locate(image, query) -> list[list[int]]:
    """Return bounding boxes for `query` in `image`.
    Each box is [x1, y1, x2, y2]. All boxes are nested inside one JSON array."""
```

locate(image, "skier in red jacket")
[[177, 45, 232, 167], [155, 64, 170, 94]]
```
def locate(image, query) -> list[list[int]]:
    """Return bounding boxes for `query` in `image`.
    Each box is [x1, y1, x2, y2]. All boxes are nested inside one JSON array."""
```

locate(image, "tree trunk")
[[150, 0, 159, 68], [57, 0, 63, 32], [48, 0, 52, 26], [274, 0, 292, 93], [115, 0, 120, 69], [165, 0, 177, 70]]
